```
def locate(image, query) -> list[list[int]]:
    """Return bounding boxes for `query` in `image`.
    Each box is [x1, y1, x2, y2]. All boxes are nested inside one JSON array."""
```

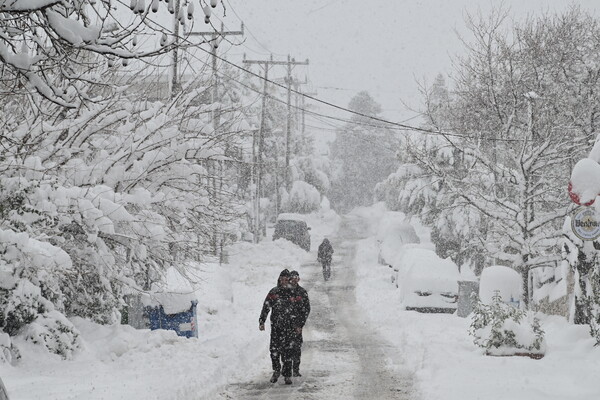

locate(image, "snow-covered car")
[[376, 213, 421, 266], [272, 213, 311, 251], [398, 248, 461, 313], [0, 376, 9, 400], [479, 265, 522, 307]]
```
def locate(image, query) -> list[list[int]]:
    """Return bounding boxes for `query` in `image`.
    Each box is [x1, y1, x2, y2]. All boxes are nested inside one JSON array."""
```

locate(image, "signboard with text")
[[571, 207, 600, 241]]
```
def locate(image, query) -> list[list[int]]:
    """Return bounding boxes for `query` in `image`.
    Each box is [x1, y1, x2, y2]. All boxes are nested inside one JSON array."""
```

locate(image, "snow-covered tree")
[[329, 91, 399, 213], [0, 0, 225, 107], [283, 180, 321, 214], [0, 58, 254, 358], [378, 7, 597, 305]]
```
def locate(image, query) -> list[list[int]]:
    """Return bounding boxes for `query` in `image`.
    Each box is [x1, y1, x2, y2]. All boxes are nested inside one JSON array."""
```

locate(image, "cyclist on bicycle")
[[317, 238, 334, 280]]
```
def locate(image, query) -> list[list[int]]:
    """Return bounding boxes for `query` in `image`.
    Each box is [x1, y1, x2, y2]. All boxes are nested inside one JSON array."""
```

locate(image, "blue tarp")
[[146, 300, 198, 338]]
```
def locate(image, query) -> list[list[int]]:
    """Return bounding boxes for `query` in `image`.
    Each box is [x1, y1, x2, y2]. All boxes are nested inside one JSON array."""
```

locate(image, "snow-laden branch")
[[0, 0, 62, 12]]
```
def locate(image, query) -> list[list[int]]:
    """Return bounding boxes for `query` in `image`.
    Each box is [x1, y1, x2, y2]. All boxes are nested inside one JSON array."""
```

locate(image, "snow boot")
[[293, 371, 302, 377], [284, 377, 292, 385], [270, 371, 280, 383]]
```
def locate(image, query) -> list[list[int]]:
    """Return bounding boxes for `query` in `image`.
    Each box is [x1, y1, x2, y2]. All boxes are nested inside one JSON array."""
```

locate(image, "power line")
[[126, 5, 517, 143], [224, 0, 287, 57], [186, 43, 530, 143]]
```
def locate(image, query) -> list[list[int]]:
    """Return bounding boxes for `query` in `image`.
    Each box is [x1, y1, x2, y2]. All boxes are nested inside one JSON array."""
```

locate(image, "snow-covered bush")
[[469, 291, 546, 356], [0, 276, 80, 360], [0, 64, 253, 359], [283, 181, 321, 214], [23, 311, 81, 360]]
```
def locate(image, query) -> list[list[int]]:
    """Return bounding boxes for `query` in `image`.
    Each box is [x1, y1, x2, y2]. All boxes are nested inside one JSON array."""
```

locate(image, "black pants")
[[269, 326, 294, 377], [290, 331, 303, 373]]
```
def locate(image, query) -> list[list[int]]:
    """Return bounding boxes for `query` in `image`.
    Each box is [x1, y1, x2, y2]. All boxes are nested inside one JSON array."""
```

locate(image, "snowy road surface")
[[216, 216, 417, 399]]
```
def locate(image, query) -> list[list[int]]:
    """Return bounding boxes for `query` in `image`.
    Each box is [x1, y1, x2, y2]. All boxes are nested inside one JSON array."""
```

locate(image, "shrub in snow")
[[283, 181, 321, 214], [0, 278, 80, 360], [23, 311, 81, 359], [0, 279, 48, 337], [469, 291, 545, 356]]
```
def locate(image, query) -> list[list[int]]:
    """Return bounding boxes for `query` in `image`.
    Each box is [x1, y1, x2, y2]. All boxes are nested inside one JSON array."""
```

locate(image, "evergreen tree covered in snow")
[[329, 91, 399, 213], [469, 291, 546, 355]]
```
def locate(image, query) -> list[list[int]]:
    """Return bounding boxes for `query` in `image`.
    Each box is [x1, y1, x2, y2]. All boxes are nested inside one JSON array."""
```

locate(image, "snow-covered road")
[[217, 216, 417, 399]]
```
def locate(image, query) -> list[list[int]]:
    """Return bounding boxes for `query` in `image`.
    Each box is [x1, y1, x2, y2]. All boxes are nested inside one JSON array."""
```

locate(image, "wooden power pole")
[[242, 54, 309, 241], [242, 55, 272, 243], [284, 56, 309, 188], [189, 23, 244, 252], [189, 23, 244, 129]]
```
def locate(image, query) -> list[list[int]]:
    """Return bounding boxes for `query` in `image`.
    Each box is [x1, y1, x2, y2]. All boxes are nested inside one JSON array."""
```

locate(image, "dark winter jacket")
[[290, 285, 310, 329], [318, 240, 334, 261], [259, 285, 295, 329]]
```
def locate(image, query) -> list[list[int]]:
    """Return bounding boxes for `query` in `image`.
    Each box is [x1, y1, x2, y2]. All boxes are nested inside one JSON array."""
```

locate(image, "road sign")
[[571, 206, 600, 241]]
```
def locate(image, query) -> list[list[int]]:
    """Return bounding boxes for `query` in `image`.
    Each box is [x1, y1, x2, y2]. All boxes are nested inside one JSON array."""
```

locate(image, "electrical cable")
[[184, 43, 532, 143], [137, 14, 531, 144]]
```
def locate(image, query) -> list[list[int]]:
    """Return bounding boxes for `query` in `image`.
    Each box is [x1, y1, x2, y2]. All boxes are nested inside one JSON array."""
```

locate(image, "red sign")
[[568, 181, 596, 206]]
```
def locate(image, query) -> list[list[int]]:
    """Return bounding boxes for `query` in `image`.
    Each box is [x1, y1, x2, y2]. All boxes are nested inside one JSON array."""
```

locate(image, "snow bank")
[[0, 229, 321, 399], [353, 223, 600, 400]]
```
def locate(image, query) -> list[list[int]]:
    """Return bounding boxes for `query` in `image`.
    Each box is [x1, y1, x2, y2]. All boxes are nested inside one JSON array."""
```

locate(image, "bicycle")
[[318, 256, 332, 281]]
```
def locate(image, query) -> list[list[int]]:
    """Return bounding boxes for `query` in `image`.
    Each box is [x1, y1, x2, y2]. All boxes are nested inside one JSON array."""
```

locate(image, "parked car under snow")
[[397, 248, 461, 314], [272, 213, 311, 252], [376, 213, 421, 266]]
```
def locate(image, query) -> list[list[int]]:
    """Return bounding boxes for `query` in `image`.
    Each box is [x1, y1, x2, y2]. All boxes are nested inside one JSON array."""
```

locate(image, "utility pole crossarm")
[[189, 22, 245, 38]]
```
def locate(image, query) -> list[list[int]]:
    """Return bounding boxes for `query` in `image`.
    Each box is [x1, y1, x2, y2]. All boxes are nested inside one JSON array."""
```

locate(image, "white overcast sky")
[[206, 0, 600, 125]]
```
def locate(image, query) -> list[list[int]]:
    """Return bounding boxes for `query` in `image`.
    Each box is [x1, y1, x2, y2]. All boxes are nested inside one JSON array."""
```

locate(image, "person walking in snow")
[[289, 270, 310, 377], [259, 269, 296, 385], [317, 238, 334, 280]]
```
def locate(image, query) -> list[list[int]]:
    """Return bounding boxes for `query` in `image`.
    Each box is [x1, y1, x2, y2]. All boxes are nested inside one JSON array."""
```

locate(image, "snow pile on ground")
[[0, 215, 319, 400], [354, 205, 600, 400]]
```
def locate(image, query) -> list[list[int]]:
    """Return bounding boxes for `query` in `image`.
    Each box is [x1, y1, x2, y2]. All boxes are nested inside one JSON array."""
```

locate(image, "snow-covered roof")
[[276, 213, 307, 222]]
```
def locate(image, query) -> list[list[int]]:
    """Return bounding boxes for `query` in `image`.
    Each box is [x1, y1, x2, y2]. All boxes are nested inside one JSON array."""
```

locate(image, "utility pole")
[[243, 55, 308, 240], [243, 54, 272, 243], [284, 56, 309, 189], [190, 23, 244, 131]]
